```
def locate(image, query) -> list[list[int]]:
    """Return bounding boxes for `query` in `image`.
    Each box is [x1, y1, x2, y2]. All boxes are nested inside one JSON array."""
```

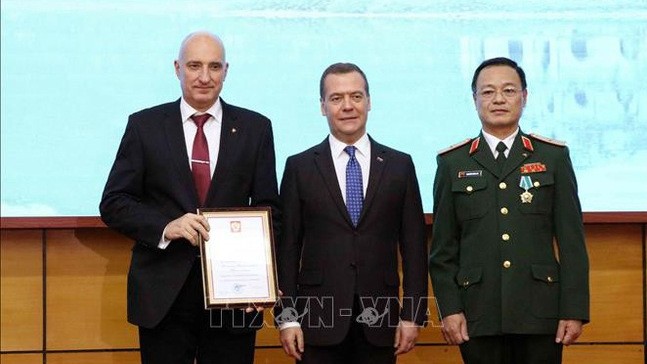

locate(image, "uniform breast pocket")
[[518, 173, 554, 214], [452, 178, 488, 221]]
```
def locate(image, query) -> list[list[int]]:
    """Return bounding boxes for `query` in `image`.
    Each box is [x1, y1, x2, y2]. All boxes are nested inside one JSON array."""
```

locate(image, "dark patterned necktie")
[[344, 146, 363, 227], [191, 114, 211, 205]]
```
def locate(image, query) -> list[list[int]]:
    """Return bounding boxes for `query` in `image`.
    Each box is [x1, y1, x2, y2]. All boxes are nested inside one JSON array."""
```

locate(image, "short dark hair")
[[471, 57, 527, 94], [319, 62, 370, 99]]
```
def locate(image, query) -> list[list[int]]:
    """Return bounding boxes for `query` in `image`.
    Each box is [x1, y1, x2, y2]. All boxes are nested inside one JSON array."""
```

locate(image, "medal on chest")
[[519, 175, 534, 203]]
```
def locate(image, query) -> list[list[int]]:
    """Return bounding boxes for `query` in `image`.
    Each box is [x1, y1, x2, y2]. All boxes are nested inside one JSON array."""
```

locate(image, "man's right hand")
[[441, 313, 470, 345], [164, 213, 210, 246], [280, 327, 304, 360]]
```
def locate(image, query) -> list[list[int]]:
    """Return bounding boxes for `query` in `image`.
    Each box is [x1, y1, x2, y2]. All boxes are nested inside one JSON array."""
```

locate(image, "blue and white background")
[[2, 0, 646, 216]]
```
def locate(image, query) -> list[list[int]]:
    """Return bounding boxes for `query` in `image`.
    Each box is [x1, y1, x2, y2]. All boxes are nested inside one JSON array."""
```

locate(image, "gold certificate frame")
[[197, 207, 278, 309]]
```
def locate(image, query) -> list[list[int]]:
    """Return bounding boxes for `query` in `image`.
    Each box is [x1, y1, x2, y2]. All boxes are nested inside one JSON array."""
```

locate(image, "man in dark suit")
[[276, 63, 428, 363], [99, 31, 279, 364], [429, 57, 589, 364]]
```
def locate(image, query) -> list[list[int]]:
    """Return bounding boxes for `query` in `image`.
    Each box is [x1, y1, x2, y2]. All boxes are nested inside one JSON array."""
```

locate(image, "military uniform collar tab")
[[469, 137, 480, 155], [521, 135, 534, 152]]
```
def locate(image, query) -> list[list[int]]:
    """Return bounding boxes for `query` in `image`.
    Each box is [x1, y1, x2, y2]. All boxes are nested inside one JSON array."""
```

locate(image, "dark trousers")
[[301, 296, 395, 364], [138, 260, 256, 364], [459, 334, 563, 364]]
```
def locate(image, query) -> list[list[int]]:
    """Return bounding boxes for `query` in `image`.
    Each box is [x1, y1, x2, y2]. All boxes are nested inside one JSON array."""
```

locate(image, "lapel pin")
[[377, 156, 384, 162], [231, 128, 237, 133]]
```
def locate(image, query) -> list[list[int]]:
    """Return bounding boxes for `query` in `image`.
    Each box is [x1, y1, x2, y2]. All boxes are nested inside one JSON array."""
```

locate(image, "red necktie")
[[191, 114, 211, 206]]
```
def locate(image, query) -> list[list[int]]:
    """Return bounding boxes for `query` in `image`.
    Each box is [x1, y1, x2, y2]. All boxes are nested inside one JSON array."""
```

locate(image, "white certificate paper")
[[198, 208, 278, 308], [206, 216, 269, 298]]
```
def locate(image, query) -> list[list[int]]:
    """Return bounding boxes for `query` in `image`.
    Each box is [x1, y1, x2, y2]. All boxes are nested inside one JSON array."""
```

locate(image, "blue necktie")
[[344, 146, 363, 227]]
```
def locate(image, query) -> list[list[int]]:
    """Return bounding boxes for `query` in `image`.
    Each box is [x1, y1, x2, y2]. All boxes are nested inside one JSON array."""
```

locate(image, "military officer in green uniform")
[[429, 57, 589, 364]]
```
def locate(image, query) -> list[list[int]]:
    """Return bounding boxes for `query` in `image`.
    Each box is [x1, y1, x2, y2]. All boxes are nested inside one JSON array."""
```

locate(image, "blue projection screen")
[[1, 1, 646, 216]]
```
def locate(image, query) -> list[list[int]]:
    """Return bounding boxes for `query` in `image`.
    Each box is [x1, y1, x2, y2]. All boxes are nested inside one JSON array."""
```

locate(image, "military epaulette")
[[437, 138, 472, 155], [529, 133, 566, 147]]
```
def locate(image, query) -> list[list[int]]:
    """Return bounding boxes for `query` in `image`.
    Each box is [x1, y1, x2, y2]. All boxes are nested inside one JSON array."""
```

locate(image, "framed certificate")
[[197, 207, 278, 309]]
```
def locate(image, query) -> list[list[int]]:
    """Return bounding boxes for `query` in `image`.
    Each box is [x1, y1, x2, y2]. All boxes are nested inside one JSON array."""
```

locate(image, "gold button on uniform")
[[500, 207, 509, 215], [503, 261, 511, 268], [466, 186, 473, 192], [534, 181, 540, 187], [499, 182, 507, 189], [502, 233, 510, 241], [547, 276, 553, 283]]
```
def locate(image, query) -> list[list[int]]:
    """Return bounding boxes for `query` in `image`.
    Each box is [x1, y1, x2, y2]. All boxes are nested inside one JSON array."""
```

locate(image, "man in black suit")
[[276, 63, 428, 363], [100, 31, 279, 364]]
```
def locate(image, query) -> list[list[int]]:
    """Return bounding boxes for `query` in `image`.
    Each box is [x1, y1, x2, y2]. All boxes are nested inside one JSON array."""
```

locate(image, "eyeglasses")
[[476, 87, 521, 100]]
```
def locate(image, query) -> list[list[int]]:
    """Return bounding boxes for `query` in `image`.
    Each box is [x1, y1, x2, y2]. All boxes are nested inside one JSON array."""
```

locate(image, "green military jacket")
[[429, 131, 589, 337]]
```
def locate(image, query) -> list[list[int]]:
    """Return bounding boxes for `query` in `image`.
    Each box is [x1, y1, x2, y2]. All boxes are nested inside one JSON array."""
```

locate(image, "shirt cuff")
[[158, 227, 172, 249], [279, 321, 301, 331]]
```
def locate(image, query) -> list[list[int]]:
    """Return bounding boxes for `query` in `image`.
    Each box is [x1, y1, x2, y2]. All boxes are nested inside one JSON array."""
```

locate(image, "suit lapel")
[[208, 100, 236, 202], [501, 132, 532, 178], [471, 132, 533, 179], [471, 134, 501, 178], [360, 138, 387, 224], [163, 99, 198, 210], [313, 139, 353, 226]]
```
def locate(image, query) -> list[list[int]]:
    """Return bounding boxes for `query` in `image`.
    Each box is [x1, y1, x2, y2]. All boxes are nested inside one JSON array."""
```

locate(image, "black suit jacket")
[[277, 137, 428, 346], [100, 99, 280, 329]]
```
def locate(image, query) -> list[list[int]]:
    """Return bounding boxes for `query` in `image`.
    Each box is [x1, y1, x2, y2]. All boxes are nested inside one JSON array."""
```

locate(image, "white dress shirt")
[[279, 133, 371, 331], [159, 98, 224, 249], [328, 133, 371, 202], [180, 97, 223, 177], [482, 127, 519, 159]]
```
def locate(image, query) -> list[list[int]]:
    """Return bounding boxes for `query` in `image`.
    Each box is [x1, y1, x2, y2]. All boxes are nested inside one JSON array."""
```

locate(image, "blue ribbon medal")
[[519, 176, 534, 203]]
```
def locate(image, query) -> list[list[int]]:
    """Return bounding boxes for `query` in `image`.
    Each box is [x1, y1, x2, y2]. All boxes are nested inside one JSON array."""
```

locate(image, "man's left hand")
[[555, 319, 583, 345], [394, 320, 420, 355]]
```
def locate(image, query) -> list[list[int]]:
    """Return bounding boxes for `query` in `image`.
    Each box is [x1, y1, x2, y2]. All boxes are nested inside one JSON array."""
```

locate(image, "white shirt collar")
[[482, 128, 519, 157], [180, 97, 223, 124], [328, 133, 370, 159]]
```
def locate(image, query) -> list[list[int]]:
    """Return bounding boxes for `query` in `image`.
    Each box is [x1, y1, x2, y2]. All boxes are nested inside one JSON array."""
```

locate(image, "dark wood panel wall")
[[1, 214, 645, 363]]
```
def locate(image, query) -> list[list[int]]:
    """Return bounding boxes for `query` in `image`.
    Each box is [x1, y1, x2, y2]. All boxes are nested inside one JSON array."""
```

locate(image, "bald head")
[[177, 31, 226, 62], [174, 31, 228, 111]]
